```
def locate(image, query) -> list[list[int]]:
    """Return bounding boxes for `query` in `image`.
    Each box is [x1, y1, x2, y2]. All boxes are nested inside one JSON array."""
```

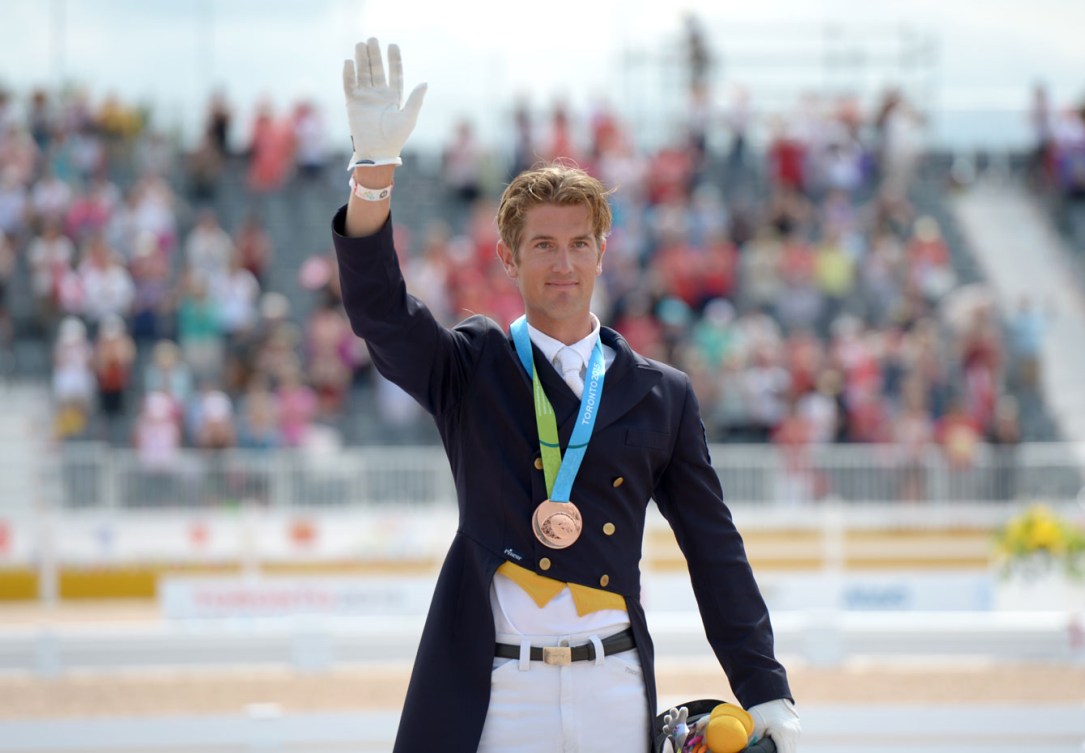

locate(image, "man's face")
[[497, 203, 605, 341]]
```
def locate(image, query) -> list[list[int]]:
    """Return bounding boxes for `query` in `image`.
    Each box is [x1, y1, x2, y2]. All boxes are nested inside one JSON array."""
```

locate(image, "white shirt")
[[491, 313, 629, 638]]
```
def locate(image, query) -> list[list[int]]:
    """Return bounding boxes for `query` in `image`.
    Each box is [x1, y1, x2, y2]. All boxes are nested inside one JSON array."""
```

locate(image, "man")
[[333, 38, 800, 753]]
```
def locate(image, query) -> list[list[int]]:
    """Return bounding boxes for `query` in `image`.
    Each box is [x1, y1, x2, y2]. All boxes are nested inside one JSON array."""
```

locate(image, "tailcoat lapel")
[[507, 326, 662, 440], [591, 328, 661, 434]]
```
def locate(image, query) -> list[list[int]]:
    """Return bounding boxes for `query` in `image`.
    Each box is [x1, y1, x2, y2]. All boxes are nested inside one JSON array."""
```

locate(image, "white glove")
[[342, 37, 427, 169], [661, 706, 690, 750], [748, 698, 801, 753]]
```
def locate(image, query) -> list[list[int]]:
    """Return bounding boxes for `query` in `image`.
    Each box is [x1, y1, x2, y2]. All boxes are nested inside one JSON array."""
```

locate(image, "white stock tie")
[[554, 347, 584, 398]]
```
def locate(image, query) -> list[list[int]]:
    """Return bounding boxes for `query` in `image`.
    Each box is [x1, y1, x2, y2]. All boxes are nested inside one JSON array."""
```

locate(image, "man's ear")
[[497, 240, 518, 279], [595, 237, 607, 276]]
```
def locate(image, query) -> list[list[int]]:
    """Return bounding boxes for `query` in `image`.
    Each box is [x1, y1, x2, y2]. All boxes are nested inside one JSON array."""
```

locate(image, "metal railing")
[[44, 441, 1085, 509]]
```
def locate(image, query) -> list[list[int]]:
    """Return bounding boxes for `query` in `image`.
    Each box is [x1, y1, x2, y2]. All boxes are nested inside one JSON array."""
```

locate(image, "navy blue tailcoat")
[[332, 208, 791, 753]]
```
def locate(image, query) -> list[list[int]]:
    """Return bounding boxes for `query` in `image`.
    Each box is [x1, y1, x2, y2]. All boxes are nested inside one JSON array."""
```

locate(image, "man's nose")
[[553, 246, 575, 271]]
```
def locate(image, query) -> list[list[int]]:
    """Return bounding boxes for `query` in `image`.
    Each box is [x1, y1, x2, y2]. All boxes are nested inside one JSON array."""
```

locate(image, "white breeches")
[[477, 628, 650, 753]]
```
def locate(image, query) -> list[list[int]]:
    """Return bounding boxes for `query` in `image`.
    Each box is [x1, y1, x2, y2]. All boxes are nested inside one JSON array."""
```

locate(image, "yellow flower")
[[1026, 517, 1064, 553], [994, 503, 1085, 579]]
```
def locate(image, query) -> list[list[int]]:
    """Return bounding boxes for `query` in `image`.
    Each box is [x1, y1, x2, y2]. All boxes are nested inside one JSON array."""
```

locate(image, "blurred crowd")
[[0, 65, 1073, 486], [0, 84, 355, 462], [422, 85, 1052, 480]]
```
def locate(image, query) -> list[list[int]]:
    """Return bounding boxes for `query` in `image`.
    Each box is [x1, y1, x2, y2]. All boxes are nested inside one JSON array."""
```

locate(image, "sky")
[[1, 0, 1084, 155]]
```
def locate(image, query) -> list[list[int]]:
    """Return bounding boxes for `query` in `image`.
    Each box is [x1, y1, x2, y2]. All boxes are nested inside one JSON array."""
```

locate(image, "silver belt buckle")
[[542, 646, 572, 665]]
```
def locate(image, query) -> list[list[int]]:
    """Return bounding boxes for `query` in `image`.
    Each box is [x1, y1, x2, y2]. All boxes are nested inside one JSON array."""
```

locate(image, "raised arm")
[[340, 37, 427, 237]]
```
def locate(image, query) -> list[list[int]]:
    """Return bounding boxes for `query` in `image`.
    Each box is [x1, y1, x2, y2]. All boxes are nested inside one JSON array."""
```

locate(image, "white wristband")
[[348, 176, 394, 202]]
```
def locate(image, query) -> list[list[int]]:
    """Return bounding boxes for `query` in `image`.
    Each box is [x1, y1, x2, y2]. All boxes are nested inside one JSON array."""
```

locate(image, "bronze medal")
[[532, 499, 583, 549]]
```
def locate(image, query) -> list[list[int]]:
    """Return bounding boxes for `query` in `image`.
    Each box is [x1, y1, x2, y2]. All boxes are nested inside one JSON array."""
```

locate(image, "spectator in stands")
[[237, 374, 282, 450], [28, 89, 54, 152], [404, 222, 455, 325], [0, 230, 13, 368], [935, 395, 982, 471], [859, 230, 905, 326], [541, 100, 580, 163], [303, 297, 354, 418], [92, 313, 136, 440], [184, 208, 234, 287], [956, 303, 1003, 433], [252, 311, 300, 383], [1052, 104, 1085, 199], [77, 231, 135, 335], [744, 345, 792, 442], [1028, 83, 1055, 189], [51, 316, 94, 439], [893, 372, 934, 501], [27, 220, 76, 333], [216, 251, 261, 346], [442, 119, 485, 210], [192, 386, 236, 450], [739, 226, 785, 312], [177, 271, 224, 383], [690, 297, 738, 369], [128, 231, 175, 342], [0, 90, 13, 135], [0, 167, 29, 241], [798, 369, 842, 445], [144, 338, 193, 408], [707, 351, 748, 440], [128, 174, 179, 253], [30, 166, 73, 230], [813, 226, 857, 335], [205, 90, 233, 159], [775, 254, 824, 336], [0, 123, 39, 188], [1007, 294, 1051, 392], [275, 359, 317, 448], [66, 174, 119, 246], [772, 394, 819, 504], [292, 99, 329, 181], [906, 216, 956, 303], [133, 390, 182, 473], [233, 212, 274, 287], [766, 118, 807, 195], [507, 101, 536, 180], [879, 94, 925, 195], [186, 131, 224, 204], [246, 100, 296, 194]]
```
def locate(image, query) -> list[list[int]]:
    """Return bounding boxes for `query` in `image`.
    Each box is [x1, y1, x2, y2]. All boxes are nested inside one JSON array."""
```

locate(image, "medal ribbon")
[[510, 315, 605, 503]]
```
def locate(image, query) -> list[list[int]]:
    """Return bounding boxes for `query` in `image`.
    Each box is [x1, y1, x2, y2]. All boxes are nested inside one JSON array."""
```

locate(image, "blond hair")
[[496, 163, 613, 258]]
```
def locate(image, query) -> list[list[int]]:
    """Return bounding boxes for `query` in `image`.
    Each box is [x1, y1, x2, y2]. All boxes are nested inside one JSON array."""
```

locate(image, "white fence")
[[2, 706, 1082, 753], [4, 607, 1082, 677], [40, 441, 1085, 509]]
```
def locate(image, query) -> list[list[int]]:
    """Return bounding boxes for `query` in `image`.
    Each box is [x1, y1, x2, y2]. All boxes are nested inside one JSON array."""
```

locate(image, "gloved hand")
[[342, 37, 427, 169], [661, 706, 690, 750], [748, 698, 801, 753]]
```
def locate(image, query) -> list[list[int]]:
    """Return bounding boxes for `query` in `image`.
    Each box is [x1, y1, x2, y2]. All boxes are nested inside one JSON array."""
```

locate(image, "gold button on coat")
[[534, 457, 544, 470], [599, 574, 610, 587], [612, 477, 624, 488], [603, 522, 616, 536], [539, 558, 551, 571]]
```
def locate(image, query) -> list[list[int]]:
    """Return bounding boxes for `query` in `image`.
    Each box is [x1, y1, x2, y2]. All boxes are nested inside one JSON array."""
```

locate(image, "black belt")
[[494, 628, 636, 666]]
